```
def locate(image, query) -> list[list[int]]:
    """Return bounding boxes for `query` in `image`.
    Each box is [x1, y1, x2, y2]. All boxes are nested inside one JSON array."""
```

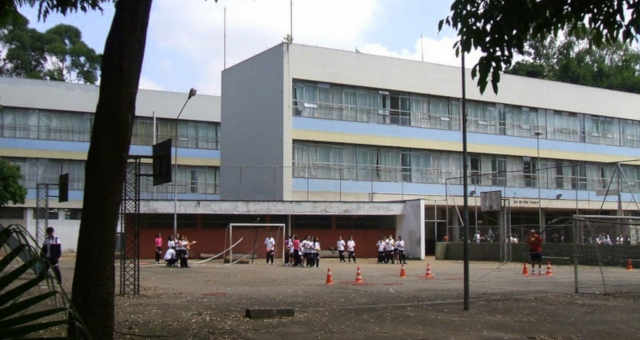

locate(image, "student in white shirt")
[[336, 235, 346, 263], [164, 247, 177, 267], [314, 237, 321, 268], [376, 239, 385, 263], [41, 227, 62, 283], [384, 236, 395, 264], [396, 236, 406, 264], [264, 235, 276, 264], [346, 236, 356, 263], [305, 236, 315, 267]]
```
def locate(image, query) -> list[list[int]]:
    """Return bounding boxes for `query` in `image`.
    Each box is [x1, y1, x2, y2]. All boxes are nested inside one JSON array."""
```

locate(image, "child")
[[164, 247, 177, 267], [154, 233, 163, 264], [336, 235, 346, 263], [346, 236, 356, 263], [314, 237, 321, 268], [264, 235, 276, 264], [384, 235, 395, 264], [376, 239, 384, 263], [396, 236, 406, 264], [293, 235, 301, 266], [41, 227, 62, 283], [284, 235, 291, 266]]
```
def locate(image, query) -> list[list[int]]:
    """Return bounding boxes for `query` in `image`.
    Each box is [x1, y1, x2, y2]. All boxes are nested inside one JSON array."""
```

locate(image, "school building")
[[3, 42, 640, 259]]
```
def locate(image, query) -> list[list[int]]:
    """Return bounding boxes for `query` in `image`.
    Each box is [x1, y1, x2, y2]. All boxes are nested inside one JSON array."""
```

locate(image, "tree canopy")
[[439, 0, 640, 94], [506, 31, 640, 94], [0, 158, 27, 207], [0, 10, 101, 84]]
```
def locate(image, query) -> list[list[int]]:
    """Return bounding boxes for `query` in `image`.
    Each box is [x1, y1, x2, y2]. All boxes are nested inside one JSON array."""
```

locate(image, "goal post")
[[228, 223, 286, 265]]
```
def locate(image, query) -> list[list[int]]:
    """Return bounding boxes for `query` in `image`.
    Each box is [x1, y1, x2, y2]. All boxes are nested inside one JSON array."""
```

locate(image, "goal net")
[[572, 215, 640, 294], [227, 223, 286, 265]]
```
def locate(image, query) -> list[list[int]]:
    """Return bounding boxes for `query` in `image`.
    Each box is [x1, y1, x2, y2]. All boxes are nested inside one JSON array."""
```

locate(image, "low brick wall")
[[436, 242, 640, 267]]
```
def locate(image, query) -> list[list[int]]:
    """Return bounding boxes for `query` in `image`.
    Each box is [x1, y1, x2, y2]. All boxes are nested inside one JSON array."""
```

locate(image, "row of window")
[[292, 141, 640, 192], [4, 157, 219, 196], [0, 207, 82, 220], [0, 107, 220, 149], [293, 80, 640, 147]]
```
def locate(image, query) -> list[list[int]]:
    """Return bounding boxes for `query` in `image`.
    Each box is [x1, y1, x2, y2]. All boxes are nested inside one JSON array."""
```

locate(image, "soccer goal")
[[227, 223, 286, 265], [572, 214, 640, 294]]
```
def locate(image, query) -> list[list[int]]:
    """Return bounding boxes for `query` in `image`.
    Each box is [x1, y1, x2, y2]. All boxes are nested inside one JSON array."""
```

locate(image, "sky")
[[18, 0, 482, 96]]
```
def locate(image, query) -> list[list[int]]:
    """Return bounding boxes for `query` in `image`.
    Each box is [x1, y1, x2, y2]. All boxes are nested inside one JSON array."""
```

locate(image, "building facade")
[[3, 42, 640, 258], [0, 77, 221, 250], [222, 43, 640, 252]]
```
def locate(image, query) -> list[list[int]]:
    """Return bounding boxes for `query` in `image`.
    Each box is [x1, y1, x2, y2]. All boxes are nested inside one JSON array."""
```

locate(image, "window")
[[523, 157, 537, 188], [401, 151, 411, 182], [64, 209, 82, 220], [491, 157, 506, 186], [555, 161, 565, 189], [0, 207, 23, 219], [34, 209, 59, 220], [470, 155, 481, 185], [571, 163, 587, 190], [585, 115, 619, 146]]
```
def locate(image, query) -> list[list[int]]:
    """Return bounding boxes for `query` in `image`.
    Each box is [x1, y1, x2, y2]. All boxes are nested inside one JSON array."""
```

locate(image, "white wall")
[[396, 199, 425, 259], [221, 45, 287, 200], [0, 77, 220, 122], [289, 44, 640, 121]]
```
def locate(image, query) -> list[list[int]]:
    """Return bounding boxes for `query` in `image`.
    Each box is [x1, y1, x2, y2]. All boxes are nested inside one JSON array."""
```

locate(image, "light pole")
[[535, 131, 543, 237], [173, 88, 197, 239]]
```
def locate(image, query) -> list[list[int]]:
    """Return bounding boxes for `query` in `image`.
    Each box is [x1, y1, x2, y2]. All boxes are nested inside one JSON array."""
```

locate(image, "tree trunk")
[[71, 1, 152, 339]]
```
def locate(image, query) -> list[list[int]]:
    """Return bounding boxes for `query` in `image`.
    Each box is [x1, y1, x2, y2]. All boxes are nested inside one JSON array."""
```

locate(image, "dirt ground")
[[56, 256, 640, 339]]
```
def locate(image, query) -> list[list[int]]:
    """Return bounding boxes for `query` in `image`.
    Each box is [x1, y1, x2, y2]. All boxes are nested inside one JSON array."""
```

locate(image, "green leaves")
[[506, 30, 640, 94], [0, 11, 101, 84], [0, 226, 90, 339], [0, 159, 27, 208], [439, 0, 640, 94]]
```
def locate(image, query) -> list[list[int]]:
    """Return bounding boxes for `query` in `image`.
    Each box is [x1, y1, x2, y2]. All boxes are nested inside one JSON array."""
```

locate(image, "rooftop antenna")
[[420, 33, 424, 62]]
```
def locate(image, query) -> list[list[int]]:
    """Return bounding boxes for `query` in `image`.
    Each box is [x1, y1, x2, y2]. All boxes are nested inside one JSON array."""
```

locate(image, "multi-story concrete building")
[[3, 42, 640, 259], [222, 43, 640, 252], [0, 77, 221, 250]]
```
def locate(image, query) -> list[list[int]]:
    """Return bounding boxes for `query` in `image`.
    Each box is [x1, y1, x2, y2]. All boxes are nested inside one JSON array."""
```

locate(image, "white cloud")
[[139, 76, 165, 91], [358, 35, 482, 68], [145, 0, 380, 95]]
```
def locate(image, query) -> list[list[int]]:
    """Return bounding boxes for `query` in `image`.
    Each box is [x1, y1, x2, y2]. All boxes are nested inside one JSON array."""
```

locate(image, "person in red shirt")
[[527, 229, 543, 275], [292, 235, 301, 266]]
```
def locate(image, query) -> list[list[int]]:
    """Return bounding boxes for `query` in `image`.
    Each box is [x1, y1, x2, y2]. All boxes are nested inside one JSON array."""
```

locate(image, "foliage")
[[439, 0, 640, 94], [507, 31, 640, 94], [0, 10, 101, 84], [0, 225, 90, 339], [0, 159, 27, 208]]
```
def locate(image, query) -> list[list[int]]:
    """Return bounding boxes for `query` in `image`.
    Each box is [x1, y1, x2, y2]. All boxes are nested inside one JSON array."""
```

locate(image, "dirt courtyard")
[[57, 256, 639, 339]]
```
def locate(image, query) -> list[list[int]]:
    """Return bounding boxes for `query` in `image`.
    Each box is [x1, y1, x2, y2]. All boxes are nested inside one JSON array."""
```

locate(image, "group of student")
[[159, 233, 197, 268], [376, 235, 406, 264], [280, 235, 324, 267]]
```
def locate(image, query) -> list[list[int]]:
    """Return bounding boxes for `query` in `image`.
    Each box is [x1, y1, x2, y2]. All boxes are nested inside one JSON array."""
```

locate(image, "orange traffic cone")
[[325, 268, 334, 285], [522, 263, 529, 277], [354, 266, 364, 284], [545, 262, 553, 277], [627, 258, 633, 271], [399, 264, 407, 278], [424, 263, 434, 279]]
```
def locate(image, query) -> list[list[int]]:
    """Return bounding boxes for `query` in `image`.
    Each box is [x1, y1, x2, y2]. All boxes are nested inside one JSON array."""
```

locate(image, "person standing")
[[376, 239, 384, 263], [175, 234, 187, 268], [384, 235, 395, 264], [346, 236, 356, 263], [314, 237, 321, 268], [264, 235, 276, 265], [293, 235, 301, 266], [41, 227, 62, 284], [154, 233, 163, 264], [396, 236, 407, 264], [284, 235, 292, 266], [336, 235, 346, 263], [527, 229, 543, 275]]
